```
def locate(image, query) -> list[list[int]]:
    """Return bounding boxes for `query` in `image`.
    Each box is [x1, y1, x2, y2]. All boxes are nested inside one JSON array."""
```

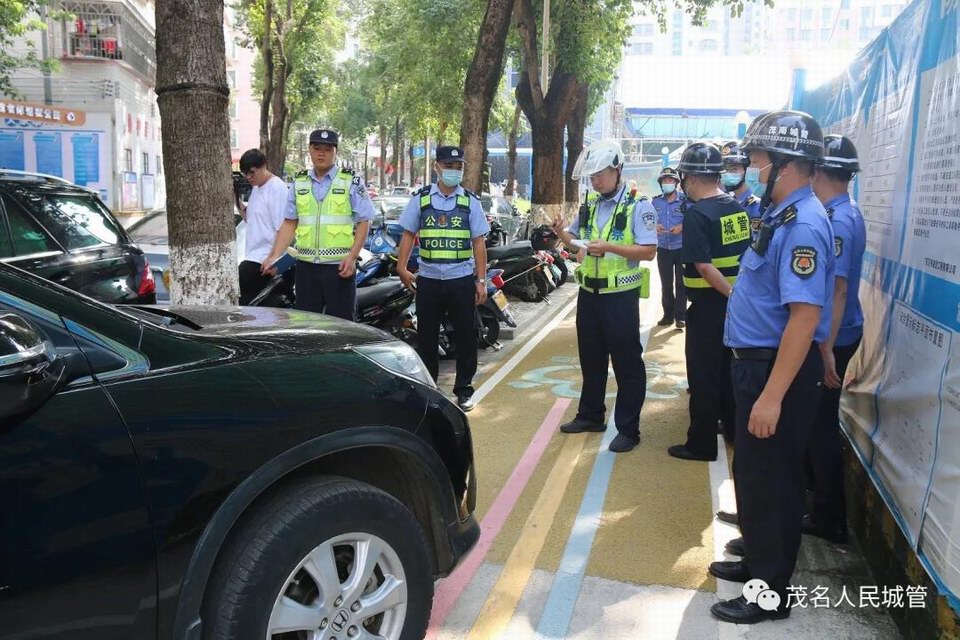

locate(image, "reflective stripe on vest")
[[418, 191, 473, 264], [294, 170, 355, 263], [574, 196, 649, 297]]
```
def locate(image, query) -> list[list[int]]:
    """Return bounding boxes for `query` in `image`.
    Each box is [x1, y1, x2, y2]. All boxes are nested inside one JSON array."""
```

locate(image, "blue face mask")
[[745, 164, 771, 198], [440, 169, 463, 187], [722, 171, 744, 188], [661, 183, 677, 195]]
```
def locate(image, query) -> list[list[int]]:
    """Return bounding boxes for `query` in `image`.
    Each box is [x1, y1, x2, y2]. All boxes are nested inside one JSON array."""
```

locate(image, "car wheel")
[[202, 477, 433, 640]]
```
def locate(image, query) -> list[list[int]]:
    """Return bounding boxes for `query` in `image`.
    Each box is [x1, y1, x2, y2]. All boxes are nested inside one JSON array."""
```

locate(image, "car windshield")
[[16, 190, 124, 250], [129, 211, 169, 245]]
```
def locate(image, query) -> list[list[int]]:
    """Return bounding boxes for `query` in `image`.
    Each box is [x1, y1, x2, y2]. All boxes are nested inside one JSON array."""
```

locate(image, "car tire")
[[202, 477, 433, 640]]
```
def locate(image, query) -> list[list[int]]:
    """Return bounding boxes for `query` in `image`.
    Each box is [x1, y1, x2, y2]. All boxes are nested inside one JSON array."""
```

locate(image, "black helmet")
[[530, 224, 559, 251], [719, 141, 749, 167], [819, 134, 860, 172], [657, 167, 681, 183], [741, 110, 824, 161], [678, 142, 724, 175]]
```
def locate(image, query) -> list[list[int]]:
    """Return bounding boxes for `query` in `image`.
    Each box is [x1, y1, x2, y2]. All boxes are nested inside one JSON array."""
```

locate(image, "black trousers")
[[657, 248, 686, 321], [294, 261, 357, 321], [238, 260, 274, 305], [808, 338, 861, 530], [416, 275, 478, 398], [684, 293, 736, 457], [732, 346, 822, 605], [575, 288, 647, 439]]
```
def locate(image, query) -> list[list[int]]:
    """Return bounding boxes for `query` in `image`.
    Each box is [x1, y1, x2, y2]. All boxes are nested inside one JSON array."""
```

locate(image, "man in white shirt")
[[237, 149, 288, 304]]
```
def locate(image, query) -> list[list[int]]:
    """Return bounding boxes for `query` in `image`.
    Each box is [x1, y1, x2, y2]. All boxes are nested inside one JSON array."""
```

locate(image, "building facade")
[[225, 7, 260, 165]]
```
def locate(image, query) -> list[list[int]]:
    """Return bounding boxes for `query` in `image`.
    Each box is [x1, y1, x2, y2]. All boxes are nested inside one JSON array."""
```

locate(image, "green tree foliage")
[[0, 0, 55, 96]]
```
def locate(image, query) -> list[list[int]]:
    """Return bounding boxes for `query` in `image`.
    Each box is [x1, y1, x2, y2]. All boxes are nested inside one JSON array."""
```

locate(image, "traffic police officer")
[[396, 145, 490, 412], [652, 166, 687, 328], [263, 128, 376, 319], [709, 110, 835, 624], [805, 134, 866, 543], [720, 141, 763, 235], [667, 143, 752, 462], [550, 139, 658, 453]]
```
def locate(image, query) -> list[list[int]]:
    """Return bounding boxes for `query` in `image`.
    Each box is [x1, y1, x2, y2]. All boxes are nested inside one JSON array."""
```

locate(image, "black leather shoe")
[[609, 433, 640, 453], [675, 320, 686, 329], [801, 514, 848, 544], [657, 316, 673, 326], [711, 596, 790, 624], [725, 537, 745, 557], [560, 418, 606, 434], [667, 444, 716, 462], [716, 510, 739, 526], [708, 560, 749, 582], [457, 396, 476, 412]]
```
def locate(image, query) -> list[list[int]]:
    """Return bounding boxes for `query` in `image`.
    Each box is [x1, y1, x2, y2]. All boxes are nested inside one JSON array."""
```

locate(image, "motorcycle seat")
[[357, 277, 406, 307], [486, 240, 533, 261]]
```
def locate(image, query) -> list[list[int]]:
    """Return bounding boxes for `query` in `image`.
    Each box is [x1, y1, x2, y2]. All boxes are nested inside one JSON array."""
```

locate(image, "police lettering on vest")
[[293, 169, 356, 263], [417, 188, 474, 263]]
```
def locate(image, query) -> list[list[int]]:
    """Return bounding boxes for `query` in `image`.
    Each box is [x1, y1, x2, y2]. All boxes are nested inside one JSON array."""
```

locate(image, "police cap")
[[309, 128, 339, 146], [436, 146, 466, 164], [678, 142, 724, 175], [741, 110, 824, 162], [818, 134, 860, 172], [657, 167, 681, 183]]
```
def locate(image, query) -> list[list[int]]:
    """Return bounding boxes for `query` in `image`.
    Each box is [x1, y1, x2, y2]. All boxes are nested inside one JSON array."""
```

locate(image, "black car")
[[0, 261, 479, 639], [0, 170, 157, 304]]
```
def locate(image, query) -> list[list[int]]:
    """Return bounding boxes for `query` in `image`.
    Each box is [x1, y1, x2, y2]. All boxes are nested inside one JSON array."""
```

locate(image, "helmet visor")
[[572, 147, 621, 180]]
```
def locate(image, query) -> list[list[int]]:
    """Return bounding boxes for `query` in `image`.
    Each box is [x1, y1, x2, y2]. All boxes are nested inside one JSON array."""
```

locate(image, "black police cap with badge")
[[309, 128, 339, 146], [435, 145, 466, 164]]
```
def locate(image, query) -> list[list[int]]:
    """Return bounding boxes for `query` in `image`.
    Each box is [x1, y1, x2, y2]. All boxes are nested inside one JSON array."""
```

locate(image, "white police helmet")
[[572, 139, 624, 180]]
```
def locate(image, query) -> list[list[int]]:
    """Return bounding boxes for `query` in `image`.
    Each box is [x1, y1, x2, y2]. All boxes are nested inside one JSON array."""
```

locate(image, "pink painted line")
[[426, 397, 572, 639]]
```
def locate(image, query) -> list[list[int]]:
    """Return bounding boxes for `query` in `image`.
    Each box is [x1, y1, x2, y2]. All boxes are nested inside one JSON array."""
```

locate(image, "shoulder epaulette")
[[636, 194, 649, 202], [338, 167, 355, 175], [462, 187, 480, 200], [747, 195, 760, 205], [826, 207, 835, 219], [295, 169, 309, 178], [414, 185, 431, 196], [782, 204, 798, 225]]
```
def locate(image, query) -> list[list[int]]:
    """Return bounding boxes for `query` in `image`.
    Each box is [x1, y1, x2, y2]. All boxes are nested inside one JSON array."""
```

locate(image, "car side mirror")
[[0, 313, 66, 425]]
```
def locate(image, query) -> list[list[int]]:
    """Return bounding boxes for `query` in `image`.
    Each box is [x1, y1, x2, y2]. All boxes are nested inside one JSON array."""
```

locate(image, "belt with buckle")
[[731, 347, 778, 361]]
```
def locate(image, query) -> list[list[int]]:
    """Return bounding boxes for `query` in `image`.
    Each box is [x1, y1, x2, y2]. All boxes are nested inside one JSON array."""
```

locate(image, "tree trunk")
[[459, 0, 514, 192], [258, 0, 274, 153], [408, 141, 415, 186], [514, 0, 581, 224], [392, 117, 401, 185], [505, 103, 521, 197], [156, 0, 238, 305], [423, 137, 430, 185], [379, 124, 388, 190], [364, 140, 369, 183], [437, 121, 448, 147], [563, 82, 589, 221]]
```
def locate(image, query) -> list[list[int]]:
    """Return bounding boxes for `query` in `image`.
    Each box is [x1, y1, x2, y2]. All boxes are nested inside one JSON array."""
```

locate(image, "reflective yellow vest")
[[417, 191, 474, 263], [293, 169, 355, 263], [574, 194, 650, 297]]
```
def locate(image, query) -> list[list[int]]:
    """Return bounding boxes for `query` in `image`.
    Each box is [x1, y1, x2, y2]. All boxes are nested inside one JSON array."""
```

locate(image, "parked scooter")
[[356, 277, 417, 342], [485, 241, 551, 302]]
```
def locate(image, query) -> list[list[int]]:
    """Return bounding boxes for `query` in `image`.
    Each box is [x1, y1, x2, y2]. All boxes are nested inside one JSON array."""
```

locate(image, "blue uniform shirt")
[[399, 184, 491, 280], [567, 184, 658, 269], [824, 192, 866, 346], [652, 192, 686, 250], [724, 185, 836, 349], [284, 164, 377, 222]]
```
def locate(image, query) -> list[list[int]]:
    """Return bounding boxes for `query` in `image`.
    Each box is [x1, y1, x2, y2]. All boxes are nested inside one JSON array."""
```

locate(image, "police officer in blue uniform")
[[396, 146, 490, 412], [667, 143, 752, 463], [263, 128, 376, 320], [805, 134, 866, 543], [709, 111, 835, 624], [551, 139, 659, 453], [720, 141, 763, 235], [652, 167, 687, 328]]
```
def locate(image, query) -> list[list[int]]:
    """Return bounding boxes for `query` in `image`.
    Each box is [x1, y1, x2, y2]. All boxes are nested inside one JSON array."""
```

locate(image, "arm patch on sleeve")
[[834, 236, 843, 257], [791, 246, 817, 278], [641, 210, 656, 231]]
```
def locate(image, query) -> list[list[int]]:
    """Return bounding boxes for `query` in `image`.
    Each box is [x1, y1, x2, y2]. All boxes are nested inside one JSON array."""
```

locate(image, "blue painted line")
[[535, 414, 618, 639]]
